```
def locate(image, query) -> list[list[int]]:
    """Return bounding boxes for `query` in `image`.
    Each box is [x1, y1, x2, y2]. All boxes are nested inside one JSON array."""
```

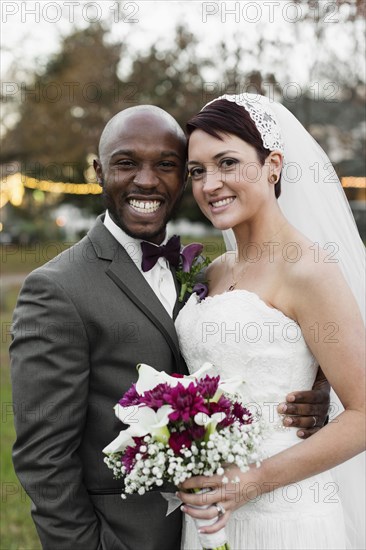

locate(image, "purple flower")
[[141, 383, 171, 410], [176, 242, 211, 303], [119, 384, 142, 407], [210, 394, 232, 415], [165, 382, 209, 423], [169, 430, 192, 454], [180, 243, 203, 272], [188, 424, 206, 441], [232, 402, 253, 425], [210, 395, 235, 428], [122, 437, 146, 473], [196, 375, 220, 399], [192, 283, 208, 300]]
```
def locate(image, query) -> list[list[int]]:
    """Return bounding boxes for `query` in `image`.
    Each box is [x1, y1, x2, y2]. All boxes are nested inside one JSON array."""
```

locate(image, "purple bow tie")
[[141, 235, 181, 272]]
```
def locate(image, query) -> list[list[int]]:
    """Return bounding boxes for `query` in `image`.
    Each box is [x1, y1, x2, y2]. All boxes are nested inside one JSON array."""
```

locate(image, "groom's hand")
[[277, 367, 330, 439]]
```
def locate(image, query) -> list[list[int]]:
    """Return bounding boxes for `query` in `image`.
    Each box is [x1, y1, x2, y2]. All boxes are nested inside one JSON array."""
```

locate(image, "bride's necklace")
[[228, 264, 251, 291], [227, 222, 287, 292]]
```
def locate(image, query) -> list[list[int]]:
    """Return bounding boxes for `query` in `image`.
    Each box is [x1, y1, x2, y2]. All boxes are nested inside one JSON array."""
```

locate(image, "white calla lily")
[[102, 428, 136, 454], [183, 362, 214, 384], [135, 364, 172, 393], [136, 404, 173, 429], [194, 411, 226, 427], [135, 362, 216, 395], [194, 411, 227, 441], [105, 403, 174, 454], [219, 377, 246, 395], [114, 404, 140, 425]]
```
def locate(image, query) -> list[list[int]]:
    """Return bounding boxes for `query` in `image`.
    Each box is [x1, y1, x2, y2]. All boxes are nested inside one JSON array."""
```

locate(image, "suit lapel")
[[87, 217, 182, 369], [170, 265, 182, 321]]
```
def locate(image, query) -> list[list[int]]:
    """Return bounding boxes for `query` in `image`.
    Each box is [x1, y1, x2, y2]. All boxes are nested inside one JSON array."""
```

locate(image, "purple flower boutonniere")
[[176, 243, 211, 302]]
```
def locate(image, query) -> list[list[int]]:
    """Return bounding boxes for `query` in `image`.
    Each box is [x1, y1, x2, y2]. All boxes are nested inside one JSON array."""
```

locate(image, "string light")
[[341, 177, 366, 189], [22, 176, 102, 195], [0, 173, 365, 208], [1, 173, 102, 207]]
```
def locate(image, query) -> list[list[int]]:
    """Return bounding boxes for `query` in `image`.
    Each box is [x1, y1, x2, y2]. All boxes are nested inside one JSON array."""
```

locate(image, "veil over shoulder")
[[218, 93, 365, 549]]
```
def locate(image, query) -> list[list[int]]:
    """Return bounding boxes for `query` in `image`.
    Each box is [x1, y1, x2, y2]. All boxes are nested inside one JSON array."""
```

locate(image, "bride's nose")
[[202, 166, 224, 193]]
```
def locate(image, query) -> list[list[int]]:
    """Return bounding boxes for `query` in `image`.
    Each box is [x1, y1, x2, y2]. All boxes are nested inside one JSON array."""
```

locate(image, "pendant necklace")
[[227, 262, 251, 291], [227, 222, 287, 292]]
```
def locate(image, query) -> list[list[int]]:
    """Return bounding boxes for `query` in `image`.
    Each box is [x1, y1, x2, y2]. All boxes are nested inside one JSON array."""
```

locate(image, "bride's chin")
[[209, 220, 235, 231], [202, 211, 235, 231]]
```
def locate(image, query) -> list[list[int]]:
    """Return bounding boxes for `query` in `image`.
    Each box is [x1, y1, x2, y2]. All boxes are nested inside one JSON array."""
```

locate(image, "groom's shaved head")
[[93, 104, 187, 244], [98, 105, 186, 163]]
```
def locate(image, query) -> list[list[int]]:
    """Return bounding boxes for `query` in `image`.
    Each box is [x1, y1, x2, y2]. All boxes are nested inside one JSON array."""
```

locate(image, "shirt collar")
[[103, 210, 168, 266]]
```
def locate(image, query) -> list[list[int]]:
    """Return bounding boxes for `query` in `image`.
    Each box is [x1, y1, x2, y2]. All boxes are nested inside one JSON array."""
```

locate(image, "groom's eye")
[[115, 159, 136, 168], [158, 161, 177, 170]]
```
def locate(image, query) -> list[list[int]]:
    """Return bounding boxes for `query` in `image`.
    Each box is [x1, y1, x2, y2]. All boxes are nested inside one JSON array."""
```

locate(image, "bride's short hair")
[[186, 99, 281, 198]]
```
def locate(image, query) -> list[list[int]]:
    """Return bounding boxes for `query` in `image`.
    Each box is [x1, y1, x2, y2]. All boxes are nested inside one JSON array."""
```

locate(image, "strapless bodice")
[[175, 290, 318, 440]]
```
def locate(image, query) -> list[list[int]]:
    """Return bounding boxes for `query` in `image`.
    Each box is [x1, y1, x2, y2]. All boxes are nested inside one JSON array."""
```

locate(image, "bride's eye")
[[220, 158, 238, 169], [189, 166, 205, 180]]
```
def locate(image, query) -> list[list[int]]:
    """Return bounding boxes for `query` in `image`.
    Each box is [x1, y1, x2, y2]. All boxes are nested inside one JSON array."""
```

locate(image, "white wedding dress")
[[175, 290, 347, 550]]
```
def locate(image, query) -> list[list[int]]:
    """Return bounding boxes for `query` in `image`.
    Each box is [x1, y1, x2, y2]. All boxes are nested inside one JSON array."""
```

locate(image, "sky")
[[1, 0, 364, 88]]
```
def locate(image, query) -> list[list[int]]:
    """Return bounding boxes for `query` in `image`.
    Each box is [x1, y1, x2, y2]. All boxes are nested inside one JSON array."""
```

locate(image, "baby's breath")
[[106, 420, 265, 497]]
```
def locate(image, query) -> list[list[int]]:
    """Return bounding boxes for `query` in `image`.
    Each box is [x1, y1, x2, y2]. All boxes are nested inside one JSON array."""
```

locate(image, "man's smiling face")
[[94, 109, 187, 244]]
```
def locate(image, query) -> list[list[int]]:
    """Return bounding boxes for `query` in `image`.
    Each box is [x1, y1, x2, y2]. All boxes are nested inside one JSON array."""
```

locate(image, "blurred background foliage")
[[0, 0, 365, 237]]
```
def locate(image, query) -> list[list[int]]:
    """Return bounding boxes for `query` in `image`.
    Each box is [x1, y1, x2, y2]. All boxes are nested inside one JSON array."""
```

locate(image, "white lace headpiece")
[[203, 93, 285, 154]]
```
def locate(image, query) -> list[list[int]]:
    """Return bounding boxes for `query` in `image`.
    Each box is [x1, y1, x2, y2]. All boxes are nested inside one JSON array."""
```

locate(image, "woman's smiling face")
[[188, 129, 275, 231]]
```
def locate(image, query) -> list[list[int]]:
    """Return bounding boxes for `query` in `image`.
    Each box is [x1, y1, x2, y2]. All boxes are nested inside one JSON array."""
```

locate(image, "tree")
[[1, 23, 123, 211], [2, 7, 364, 225]]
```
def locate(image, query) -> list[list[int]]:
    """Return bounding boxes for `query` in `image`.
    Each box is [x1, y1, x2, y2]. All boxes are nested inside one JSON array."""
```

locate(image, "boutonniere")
[[176, 243, 211, 302]]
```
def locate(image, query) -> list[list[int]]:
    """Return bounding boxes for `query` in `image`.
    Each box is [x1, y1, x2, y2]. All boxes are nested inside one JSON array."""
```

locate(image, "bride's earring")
[[269, 174, 278, 184]]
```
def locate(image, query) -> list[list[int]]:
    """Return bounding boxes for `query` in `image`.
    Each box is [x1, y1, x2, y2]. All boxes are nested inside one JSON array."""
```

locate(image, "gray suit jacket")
[[10, 215, 186, 550]]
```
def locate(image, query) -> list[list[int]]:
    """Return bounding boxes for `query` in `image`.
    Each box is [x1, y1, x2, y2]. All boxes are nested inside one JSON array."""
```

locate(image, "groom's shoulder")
[[32, 234, 94, 279], [30, 216, 113, 280], [22, 223, 110, 293]]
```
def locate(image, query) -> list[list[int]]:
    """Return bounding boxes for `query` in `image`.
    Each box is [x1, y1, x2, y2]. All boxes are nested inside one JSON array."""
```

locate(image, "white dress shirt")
[[103, 211, 177, 317]]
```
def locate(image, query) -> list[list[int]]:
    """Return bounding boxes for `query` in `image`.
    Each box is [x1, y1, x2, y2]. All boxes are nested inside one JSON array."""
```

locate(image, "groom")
[[10, 105, 330, 550]]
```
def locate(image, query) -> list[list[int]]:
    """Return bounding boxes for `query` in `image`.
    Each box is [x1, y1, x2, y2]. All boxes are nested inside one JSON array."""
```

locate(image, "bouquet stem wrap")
[[190, 488, 230, 550]]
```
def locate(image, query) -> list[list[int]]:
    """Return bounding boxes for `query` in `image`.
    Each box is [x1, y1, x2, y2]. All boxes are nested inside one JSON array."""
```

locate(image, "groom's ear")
[[93, 159, 104, 187]]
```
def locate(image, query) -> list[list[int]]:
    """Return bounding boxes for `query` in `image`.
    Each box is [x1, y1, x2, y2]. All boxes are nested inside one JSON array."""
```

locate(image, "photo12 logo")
[[201, 1, 341, 24], [1, 1, 139, 24]]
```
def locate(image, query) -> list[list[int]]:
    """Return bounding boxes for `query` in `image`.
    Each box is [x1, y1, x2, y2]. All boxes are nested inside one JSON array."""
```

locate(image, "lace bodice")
[[175, 290, 318, 433]]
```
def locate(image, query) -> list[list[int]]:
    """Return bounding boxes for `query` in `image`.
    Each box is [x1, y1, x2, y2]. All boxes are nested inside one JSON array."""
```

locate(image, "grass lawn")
[[1, 290, 41, 549], [1, 242, 72, 275], [0, 235, 224, 548]]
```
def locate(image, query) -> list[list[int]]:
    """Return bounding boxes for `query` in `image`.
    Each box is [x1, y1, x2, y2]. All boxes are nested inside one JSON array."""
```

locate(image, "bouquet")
[[103, 362, 264, 550]]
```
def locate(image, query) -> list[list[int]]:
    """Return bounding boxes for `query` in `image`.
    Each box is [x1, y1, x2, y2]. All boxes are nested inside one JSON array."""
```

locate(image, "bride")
[[174, 94, 365, 549]]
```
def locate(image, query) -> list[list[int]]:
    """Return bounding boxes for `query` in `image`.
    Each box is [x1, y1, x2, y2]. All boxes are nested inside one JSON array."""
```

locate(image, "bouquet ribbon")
[[161, 490, 229, 549], [161, 492, 182, 516]]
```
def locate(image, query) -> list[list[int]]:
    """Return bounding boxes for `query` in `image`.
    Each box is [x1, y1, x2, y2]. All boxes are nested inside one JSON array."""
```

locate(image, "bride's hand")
[[176, 464, 261, 534]]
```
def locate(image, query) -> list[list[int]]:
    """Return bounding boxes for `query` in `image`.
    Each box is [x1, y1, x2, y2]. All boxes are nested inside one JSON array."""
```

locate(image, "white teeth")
[[211, 197, 235, 208], [129, 199, 161, 213]]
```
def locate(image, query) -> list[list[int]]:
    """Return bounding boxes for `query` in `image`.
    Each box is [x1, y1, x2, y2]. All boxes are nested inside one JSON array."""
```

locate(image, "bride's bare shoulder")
[[279, 228, 354, 321], [283, 228, 346, 290]]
